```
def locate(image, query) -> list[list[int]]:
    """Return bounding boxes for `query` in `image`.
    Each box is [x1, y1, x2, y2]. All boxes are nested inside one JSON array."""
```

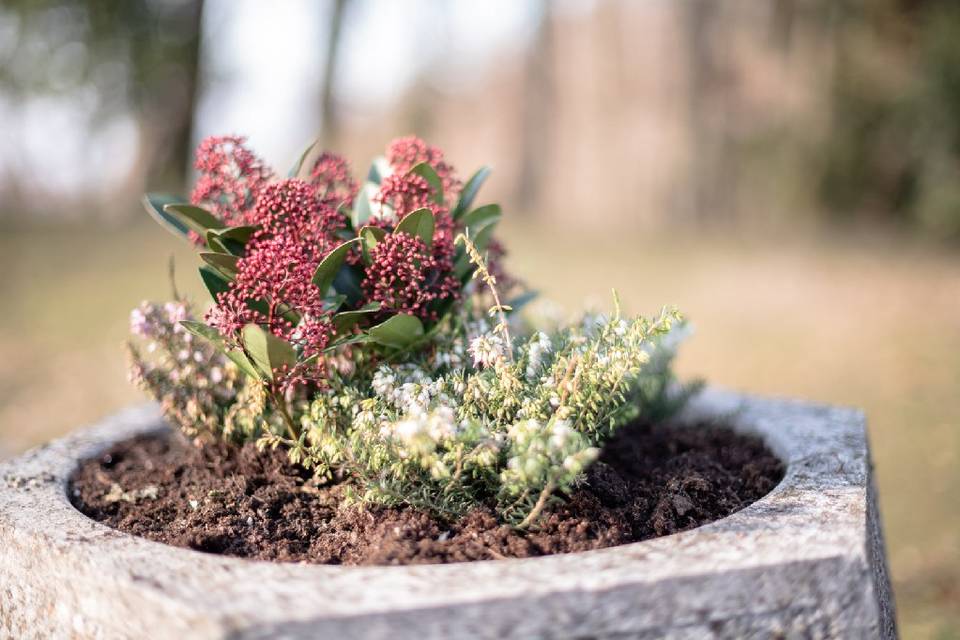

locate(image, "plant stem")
[[271, 388, 299, 441], [517, 479, 556, 529]]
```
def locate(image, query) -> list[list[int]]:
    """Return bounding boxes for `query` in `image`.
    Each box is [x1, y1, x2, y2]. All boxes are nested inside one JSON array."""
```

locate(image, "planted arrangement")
[[132, 135, 688, 527]]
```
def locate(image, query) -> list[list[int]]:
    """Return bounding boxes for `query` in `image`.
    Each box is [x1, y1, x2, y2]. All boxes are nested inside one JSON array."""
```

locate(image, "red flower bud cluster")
[[386, 135, 461, 199], [191, 136, 273, 229], [207, 179, 341, 358], [188, 134, 512, 356], [362, 231, 460, 322], [307, 151, 358, 207]]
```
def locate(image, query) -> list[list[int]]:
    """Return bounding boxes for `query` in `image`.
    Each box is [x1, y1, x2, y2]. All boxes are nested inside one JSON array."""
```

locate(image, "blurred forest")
[[1, 2, 959, 638], [2, 0, 960, 238]]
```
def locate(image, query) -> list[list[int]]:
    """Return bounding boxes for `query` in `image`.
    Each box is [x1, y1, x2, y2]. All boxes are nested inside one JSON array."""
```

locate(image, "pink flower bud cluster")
[[362, 232, 460, 321], [307, 151, 359, 207], [191, 135, 274, 229], [386, 135, 461, 199], [206, 179, 341, 358], [186, 134, 512, 364]]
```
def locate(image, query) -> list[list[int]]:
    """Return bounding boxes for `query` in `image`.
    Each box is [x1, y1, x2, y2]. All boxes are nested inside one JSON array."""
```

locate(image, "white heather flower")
[[372, 367, 396, 398], [525, 332, 552, 381], [469, 333, 504, 368], [613, 319, 628, 336], [425, 407, 457, 441], [549, 420, 572, 449], [394, 418, 421, 441]]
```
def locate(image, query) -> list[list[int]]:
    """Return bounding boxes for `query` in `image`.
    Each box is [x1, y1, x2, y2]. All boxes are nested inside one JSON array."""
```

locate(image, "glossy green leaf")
[[204, 229, 246, 256], [473, 219, 497, 254], [351, 182, 380, 228], [180, 320, 223, 343], [359, 225, 387, 264], [180, 320, 260, 380], [409, 162, 443, 204], [241, 324, 297, 380], [200, 252, 239, 276], [453, 221, 498, 281], [322, 293, 348, 313], [164, 203, 224, 234], [367, 156, 392, 184], [332, 302, 381, 333], [324, 333, 373, 352], [225, 349, 261, 379], [506, 290, 539, 314], [204, 231, 229, 254], [312, 238, 360, 296], [452, 166, 491, 220], [333, 265, 364, 306], [459, 204, 501, 234], [143, 193, 191, 238], [216, 226, 258, 243], [367, 314, 424, 349], [394, 208, 435, 247], [199, 265, 232, 300], [289, 139, 319, 178]]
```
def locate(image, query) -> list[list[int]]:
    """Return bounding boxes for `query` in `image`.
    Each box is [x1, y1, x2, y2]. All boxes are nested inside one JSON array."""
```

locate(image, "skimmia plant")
[[131, 135, 691, 526]]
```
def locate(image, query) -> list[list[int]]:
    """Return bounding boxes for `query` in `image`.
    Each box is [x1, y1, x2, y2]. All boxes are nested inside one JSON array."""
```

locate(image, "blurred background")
[[0, 0, 957, 636]]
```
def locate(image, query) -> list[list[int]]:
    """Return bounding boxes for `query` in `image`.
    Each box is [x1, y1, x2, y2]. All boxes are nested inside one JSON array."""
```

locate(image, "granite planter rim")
[[0, 386, 897, 639]]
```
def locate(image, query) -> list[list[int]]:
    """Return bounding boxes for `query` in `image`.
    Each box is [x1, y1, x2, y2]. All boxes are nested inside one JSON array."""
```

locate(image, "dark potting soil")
[[69, 421, 783, 566]]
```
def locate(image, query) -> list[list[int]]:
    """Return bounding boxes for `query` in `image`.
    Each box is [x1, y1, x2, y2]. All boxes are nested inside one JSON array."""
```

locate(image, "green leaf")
[[473, 219, 498, 254], [163, 203, 224, 235], [289, 139, 319, 178], [204, 232, 229, 254], [216, 226, 258, 243], [225, 349, 261, 379], [322, 293, 348, 313], [241, 324, 297, 380], [409, 162, 443, 204], [367, 314, 424, 349], [333, 265, 364, 306], [324, 333, 373, 352], [351, 182, 380, 228], [394, 208, 435, 247], [200, 252, 239, 276], [367, 156, 392, 184], [452, 166, 491, 220], [333, 302, 381, 333], [359, 225, 387, 265], [180, 320, 260, 380], [180, 320, 223, 344], [143, 193, 191, 238], [453, 221, 498, 281], [459, 204, 501, 234], [204, 229, 246, 256], [506, 290, 539, 314], [312, 238, 360, 296], [199, 265, 232, 300]]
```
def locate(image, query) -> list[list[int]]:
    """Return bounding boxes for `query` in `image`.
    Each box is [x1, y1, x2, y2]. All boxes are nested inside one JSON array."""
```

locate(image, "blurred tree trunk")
[[320, 0, 349, 149], [170, 0, 205, 187], [514, 0, 554, 214], [134, 0, 205, 193], [684, 0, 735, 225], [770, 0, 796, 56]]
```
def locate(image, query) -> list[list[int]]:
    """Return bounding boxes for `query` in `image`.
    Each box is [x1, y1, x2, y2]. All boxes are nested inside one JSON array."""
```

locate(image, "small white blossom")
[[469, 333, 505, 368]]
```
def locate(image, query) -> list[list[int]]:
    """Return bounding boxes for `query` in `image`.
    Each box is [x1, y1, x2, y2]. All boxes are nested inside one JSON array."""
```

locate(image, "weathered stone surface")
[[0, 388, 896, 639]]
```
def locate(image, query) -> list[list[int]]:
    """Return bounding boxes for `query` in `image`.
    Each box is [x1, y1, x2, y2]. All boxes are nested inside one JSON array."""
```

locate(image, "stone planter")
[[0, 388, 896, 639]]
